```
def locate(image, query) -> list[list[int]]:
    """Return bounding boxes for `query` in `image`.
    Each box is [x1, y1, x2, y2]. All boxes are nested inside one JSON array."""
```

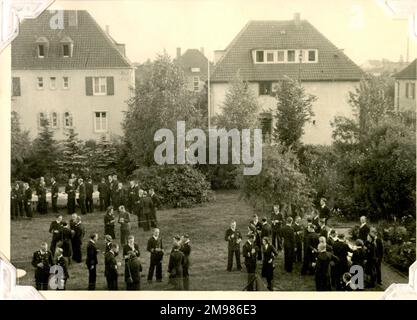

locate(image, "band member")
[[242, 233, 258, 291], [49, 214, 63, 255], [71, 216, 85, 263], [332, 233, 353, 290], [261, 237, 278, 291], [104, 206, 116, 240], [180, 234, 191, 290], [270, 205, 283, 251], [319, 198, 331, 225], [54, 247, 69, 290], [358, 216, 370, 243], [293, 216, 303, 263], [105, 242, 120, 290], [225, 220, 242, 272], [86, 177, 94, 213], [65, 179, 76, 215], [147, 228, 164, 282], [248, 215, 263, 260], [78, 178, 87, 215], [51, 177, 59, 213], [86, 233, 98, 290], [314, 243, 339, 291], [168, 244, 185, 290], [31, 242, 53, 290], [37, 180, 48, 215], [281, 216, 295, 272], [149, 188, 160, 228], [98, 177, 109, 211], [23, 182, 33, 218], [118, 205, 131, 246], [123, 235, 141, 290]]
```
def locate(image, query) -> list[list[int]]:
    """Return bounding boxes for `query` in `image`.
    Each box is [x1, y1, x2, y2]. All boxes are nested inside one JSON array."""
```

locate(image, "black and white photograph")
[[2, 0, 416, 294]]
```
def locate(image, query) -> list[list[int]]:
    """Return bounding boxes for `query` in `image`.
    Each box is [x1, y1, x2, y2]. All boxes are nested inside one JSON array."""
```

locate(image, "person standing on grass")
[[225, 220, 242, 272], [312, 209, 320, 232], [332, 233, 353, 290], [260, 216, 272, 239], [293, 216, 303, 263], [127, 180, 138, 213], [60, 222, 73, 265], [37, 180, 48, 215], [104, 206, 116, 240], [270, 205, 283, 251], [11, 183, 21, 220], [105, 242, 121, 290], [365, 227, 384, 287], [319, 198, 331, 225], [248, 215, 263, 260], [359, 216, 370, 243], [50, 177, 59, 214], [242, 233, 259, 291], [78, 178, 87, 215], [86, 177, 94, 213], [281, 216, 296, 272], [168, 243, 185, 290], [261, 237, 278, 291], [23, 182, 33, 219], [141, 191, 154, 231], [314, 243, 339, 291], [135, 189, 145, 229], [180, 234, 191, 290], [54, 247, 69, 290], [98, 177, 109, 211], [149, 188, 160, 228], [32, 242, 53, 290], [86, 233, 98, 290], [118, 205, 131, 246], [71, 216, 85, 263], [147, 228, 164, 283], [301, 224, 319, 275], [107, 175, 113, 206], [65, 179, 76, 215], [123, 235, 141, 290], [49, 214, 63, 255]]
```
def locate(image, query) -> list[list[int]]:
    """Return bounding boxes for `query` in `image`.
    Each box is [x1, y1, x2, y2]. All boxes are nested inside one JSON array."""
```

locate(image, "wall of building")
[[395, 80, 417, 112], [210, 80, 358, 145], [11, 68, 134, 141]]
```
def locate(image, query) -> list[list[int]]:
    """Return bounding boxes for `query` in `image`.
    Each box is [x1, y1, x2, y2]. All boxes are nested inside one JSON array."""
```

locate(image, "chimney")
[[105, 25, 110, 36], [200, 47, 205, 56], [214, 50, 225, 64], [176, 47, 182, 58], [68, 10, 78, 27], [294, 12, 301, 25]]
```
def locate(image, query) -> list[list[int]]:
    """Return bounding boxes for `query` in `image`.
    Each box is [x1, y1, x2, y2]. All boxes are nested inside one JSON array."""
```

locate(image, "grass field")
[[11, 190, 398, 291]]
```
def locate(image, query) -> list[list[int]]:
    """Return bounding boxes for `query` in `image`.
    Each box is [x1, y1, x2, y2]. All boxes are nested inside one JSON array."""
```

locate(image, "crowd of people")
[[225, 199, 384, 291], [26, 174, 192, 291]]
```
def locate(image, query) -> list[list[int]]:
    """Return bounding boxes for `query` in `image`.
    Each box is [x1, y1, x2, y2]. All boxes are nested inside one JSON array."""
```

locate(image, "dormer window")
[[255, 51, 264, 63], [308, 50, 318, 62], [36, 37, 49, 58], [38, 45, 45, 58], [252, 49, 318, 64], [60, 36, 74, 58]]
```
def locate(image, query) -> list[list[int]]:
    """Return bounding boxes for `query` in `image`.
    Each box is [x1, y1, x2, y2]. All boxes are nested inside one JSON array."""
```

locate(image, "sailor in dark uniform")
[[31, 242, 53, 290]]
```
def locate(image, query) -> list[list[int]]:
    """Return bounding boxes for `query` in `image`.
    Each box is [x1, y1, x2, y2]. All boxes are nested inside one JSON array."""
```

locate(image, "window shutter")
[[12, 77, 21, 96], [107, 76, 114, 95], [86, 77, 93, 96]]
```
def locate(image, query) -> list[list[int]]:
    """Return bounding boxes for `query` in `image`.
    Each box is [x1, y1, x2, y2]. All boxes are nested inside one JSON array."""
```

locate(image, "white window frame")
[[63, 76, 69, 90], [277, 50, 286, 63], [255, 50, 265, 63], [50, 77, 57, 90], [287, 50, 296, 63], [62, 44, 71, 58], [94, 111, 108, 133], [50, 112, 59, 129], [306, 49, 318, 63], [265, 50, 275, 63], [63, 111, 74, 129], [37, 77, 44, 90], [38, 44, 45, 58], [93, 77, 107, 96]]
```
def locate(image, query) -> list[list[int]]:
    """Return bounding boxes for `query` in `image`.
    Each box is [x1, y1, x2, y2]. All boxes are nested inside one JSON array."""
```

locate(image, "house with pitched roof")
[[175, 47, 209, 92], [11, 10, 135, 141], [394, 59, 416, 113], [210, 14, 364, 145]]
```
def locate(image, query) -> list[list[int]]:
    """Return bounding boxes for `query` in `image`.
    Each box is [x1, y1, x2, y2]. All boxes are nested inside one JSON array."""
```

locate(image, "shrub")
[[131, 165, 212, 208], [384, 242, 416, 272]]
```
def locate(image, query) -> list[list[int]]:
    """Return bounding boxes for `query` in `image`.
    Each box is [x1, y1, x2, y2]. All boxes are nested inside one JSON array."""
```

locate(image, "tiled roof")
[[12, 10, 132, 70], [395, 59, 417, 80], [175, 49, 209, 80], [211, 20, 364, 82]]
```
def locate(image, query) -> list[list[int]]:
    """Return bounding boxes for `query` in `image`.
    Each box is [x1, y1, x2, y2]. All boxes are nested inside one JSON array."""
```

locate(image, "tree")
[[214, 73, 260, 130], [57, 128, 88, 178], [11, 111, 31, 180], [124, 52, 204, 166], [273, 77, 316, 149], [27, 119, 59, 179]]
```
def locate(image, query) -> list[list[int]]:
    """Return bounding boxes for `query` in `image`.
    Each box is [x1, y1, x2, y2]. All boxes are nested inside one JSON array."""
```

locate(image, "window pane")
[[256, 51, 264, 62], [308, 50, 316, 61], [38, 45, 44, 57], [94, 77, 99, 93], [63, 45, 69, 56], [287, 50, 295, 62], [38, 77, 43, 88], [277, 51, 285, 62], [267, 52, 274, 62]]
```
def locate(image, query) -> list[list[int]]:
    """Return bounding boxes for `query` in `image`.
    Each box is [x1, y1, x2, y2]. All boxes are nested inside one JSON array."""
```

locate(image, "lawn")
[[12, 190, 396, 291]]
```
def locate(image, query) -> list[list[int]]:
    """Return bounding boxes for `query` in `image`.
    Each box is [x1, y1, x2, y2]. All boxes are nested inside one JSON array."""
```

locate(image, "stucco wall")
[[11, 68, 134, 141], [210, 81, 358, 145]]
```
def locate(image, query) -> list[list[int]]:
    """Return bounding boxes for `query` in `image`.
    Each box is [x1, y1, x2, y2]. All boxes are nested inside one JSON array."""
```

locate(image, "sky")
[[49, 0, 417, 65]]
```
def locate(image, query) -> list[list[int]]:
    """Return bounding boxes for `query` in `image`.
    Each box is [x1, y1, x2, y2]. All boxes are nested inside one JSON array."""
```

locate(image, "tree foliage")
[[11, 111, 31, 180], [56, 128, 88, 178]]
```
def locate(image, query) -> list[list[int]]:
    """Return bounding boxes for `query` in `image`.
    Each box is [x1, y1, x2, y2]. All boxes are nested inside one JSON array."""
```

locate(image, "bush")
[[384, 242, 416, 272], [131, 165, 212, 208], [197, 164, 240, 190]]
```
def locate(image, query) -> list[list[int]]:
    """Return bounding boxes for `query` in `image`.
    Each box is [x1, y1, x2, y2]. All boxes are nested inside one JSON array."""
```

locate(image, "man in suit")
[[71, 216, 85, 263], [260, 217, 272, 239], [248, 215, 263, 260], [318, 219, 328, 239], [127, 181, 137, 213], [358, 216, 370, 243], [147, 228, 164, 282], [78, 178, 87, 215], [11, 183, 21, 220], [225, 220, 242, 272], [98, 177, 109, 211], [365, 227, 384, 287], [301, 223, 319, 275], [332, 233, 353, 290], [50, 177, 59, 214], [293, 216, 303, 263], [319, 198, 331, 225], [281, 217, 295, 272], [242, 233, 258, 291], [86, 233, 98, 290], [149, 188, 160, 228], [105, 242, 120, 290], [123, 235, 141, 290], [23, 182, 33, 219], [55, 248, 69, 290], [351, 239, 366, 270], [270, 204, 283, 251], [31, 242, 53, 290], [85, 178, 94, 213], [180, 234, 191, 290], [312, 209, 320, 232], [141, 192, 154, 231], [65, 179, 76, 215], [49, 215, 63, 256], [118, 205, 131, 246], [37, 180, 48, 215], [314, 243, 339, 291], [107, 175, 113, 206], [104, 206, 116, 239], [168, 244, 185, 290]]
